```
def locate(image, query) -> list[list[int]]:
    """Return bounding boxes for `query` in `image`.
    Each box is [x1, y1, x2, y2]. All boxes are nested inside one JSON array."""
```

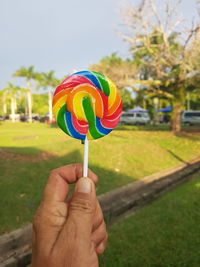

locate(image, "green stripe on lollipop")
[[57, 104, 70, 136], [91, 71, 110, 96], [82, 97, 103, 139]]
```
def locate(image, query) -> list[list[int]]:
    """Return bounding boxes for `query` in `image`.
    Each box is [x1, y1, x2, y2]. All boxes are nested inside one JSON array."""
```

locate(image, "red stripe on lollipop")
[[72, 115, 88, 135]]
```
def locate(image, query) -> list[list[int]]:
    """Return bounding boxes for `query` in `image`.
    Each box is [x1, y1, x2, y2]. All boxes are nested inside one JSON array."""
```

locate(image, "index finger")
[[43, 163, 98, 203]]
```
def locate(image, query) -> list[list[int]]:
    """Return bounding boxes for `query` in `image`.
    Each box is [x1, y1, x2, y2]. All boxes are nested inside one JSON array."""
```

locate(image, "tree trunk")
[[153, 97, 159, 125], [186, 92, 190, 110], [2, 95, 7, 117], [11, 97, 15, 122], [14, 98, 17, 114], [3, 103, 7, 116], [170, 83, 185, 134], [27, 90, 32, 123], [27, 81, 32, 123], [3, 101, 7, 117], [171, 102, 182, 133], [25, 96, 28, 115], [48, 88, 53, 123]]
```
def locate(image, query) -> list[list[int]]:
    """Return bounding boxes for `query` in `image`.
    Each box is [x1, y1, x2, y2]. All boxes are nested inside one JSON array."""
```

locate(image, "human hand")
[[31, 164, 107, 267]]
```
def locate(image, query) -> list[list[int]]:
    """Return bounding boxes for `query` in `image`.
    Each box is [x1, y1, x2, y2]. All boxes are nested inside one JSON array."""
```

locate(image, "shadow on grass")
[[166, 149, 190, 165], [175, 131, 200, 141], [0, 146, 134, 233], [1, 146, 44, 156], [182, 125, 200, 132]]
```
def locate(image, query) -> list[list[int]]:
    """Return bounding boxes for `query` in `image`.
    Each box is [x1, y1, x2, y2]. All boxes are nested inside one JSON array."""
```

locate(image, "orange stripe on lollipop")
[[52, 89, 71, 107], [67, 85, 105, 119]]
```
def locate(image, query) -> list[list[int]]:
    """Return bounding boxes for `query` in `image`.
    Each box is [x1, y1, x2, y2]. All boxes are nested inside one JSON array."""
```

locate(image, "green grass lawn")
[[100, 174, 200, 267], [0, 122, 200, 233]]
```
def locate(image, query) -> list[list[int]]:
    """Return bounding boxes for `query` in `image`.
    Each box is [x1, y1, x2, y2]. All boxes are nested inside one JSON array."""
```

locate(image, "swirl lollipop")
[[52, 70, 122, 176]]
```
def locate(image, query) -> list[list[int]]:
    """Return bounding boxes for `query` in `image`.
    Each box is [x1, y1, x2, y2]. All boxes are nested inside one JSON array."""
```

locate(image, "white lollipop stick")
[[83, 136, 89, 177]]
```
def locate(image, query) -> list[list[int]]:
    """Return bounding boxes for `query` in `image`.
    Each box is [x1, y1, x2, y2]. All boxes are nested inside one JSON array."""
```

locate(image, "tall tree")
[[13, 66, 37, 123], [4, 83, 20, 122], [119, 0, 200, 133], [36, 71, 59, 123], [90, 53, 170, 108], [0, 88, 8, 117], [90, 53, 138, 89]]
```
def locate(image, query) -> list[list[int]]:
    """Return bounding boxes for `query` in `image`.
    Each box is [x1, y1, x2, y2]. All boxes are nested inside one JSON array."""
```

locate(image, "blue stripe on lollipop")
[[64, 111, 86, 140], [95, 118, 112, 135], [72, 71, 102, 91]]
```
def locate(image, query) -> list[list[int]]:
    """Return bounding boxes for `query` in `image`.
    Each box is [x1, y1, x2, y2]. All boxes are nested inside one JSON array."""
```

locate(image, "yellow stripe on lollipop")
[[107, 78, 117, 109], [67, 85, 104, 120], [53, 95, 67, 118], [73, 91, 91, 121], [87, 129, 93, 140]]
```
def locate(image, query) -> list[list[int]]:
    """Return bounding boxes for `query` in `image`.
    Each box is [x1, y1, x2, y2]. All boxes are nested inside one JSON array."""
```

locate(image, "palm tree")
[[36, 71, 59, 123], [5, 83, 20, 122], [13, 66, 37, 123], [0, 88, 8, 117]]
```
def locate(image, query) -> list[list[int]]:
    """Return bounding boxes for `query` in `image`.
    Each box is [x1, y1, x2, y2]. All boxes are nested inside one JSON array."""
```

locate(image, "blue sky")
[[0, 0, 198, 89]]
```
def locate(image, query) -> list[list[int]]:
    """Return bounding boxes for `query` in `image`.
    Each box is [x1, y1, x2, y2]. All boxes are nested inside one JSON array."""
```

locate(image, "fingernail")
[[76, 178, 91, 193]]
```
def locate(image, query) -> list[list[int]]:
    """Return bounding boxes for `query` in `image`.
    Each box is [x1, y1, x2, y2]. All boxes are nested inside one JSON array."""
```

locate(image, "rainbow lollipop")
[[52, 70, 122, 176]]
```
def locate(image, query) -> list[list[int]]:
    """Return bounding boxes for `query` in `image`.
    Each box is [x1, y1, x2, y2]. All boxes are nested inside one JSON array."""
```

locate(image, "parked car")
[[9, 114, 20, 121], [181, 111, 200, 126], [120, 112, 150, 125], [39, 116, 49, 123], [20, 114, 40, 122]]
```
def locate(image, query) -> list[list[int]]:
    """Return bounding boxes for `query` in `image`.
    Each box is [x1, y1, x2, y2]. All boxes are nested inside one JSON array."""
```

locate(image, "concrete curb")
[[1, 157, 200, 266]]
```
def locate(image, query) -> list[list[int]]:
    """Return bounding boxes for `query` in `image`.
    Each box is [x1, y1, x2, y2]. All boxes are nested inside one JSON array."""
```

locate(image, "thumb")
[[60, 178, 96, 244]]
